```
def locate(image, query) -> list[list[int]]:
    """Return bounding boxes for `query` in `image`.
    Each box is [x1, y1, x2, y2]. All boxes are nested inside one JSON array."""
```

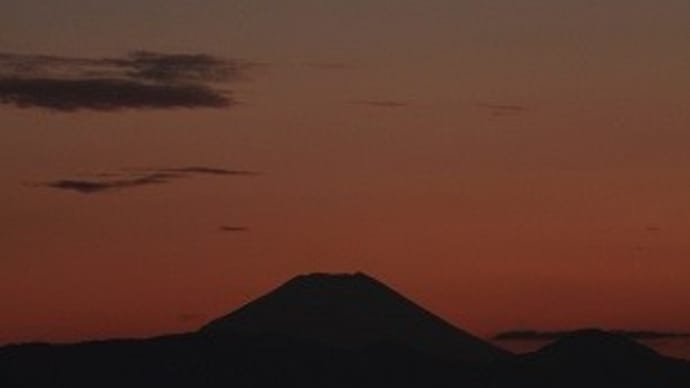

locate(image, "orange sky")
[[1, 1, 689, 346]]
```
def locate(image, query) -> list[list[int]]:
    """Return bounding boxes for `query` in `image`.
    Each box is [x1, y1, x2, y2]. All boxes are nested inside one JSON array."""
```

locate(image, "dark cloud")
[[477, 102, 528, 117], [40, 166, 257, 194], [44, 180, 115, 194], [0, 51, 253, 111], [43, 173, 179, 194], [123, 51, 247, 83], [645, 226, 661, 232], [219, 226, 248, 232], [0, 77, 231, 111], [159, 166, 260, 176], [349, 99, 409, 108], [494, 330, 690, 341]]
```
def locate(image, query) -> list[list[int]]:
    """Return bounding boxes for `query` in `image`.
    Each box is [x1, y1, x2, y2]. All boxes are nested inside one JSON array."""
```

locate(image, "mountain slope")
[[201, 272, 508, 363]]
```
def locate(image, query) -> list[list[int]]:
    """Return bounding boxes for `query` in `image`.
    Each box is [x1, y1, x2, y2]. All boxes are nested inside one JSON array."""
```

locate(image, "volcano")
[[201, 272, 507, 362]]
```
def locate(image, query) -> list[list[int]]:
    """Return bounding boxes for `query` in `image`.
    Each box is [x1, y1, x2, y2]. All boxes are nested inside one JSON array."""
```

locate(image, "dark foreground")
[[2, 273, 689, 387]]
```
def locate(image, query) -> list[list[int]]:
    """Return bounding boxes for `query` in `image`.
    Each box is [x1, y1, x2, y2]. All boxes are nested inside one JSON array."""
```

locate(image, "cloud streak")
[[0, 77, 231, 111], [0, 51, 254, 111], [44, 173, 179, 194], [40, 166, 258, 194], [158, 166, 260, 176], [219, 226, 249, 232]]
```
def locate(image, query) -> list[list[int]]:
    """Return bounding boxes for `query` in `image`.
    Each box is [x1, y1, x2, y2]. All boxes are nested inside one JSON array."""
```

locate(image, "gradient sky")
[[1, 1, 690, 351]]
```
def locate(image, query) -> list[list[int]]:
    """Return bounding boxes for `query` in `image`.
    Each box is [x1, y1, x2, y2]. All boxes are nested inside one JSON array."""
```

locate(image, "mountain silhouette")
[[1, 274, 690, 388], [536, 329, 661, 362], [201, 272, 507, 362], [487, 329, 690, 388]]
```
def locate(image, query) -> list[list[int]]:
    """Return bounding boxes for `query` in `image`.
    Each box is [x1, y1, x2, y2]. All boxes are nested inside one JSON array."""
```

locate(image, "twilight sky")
[[1, 1, 690, 351]]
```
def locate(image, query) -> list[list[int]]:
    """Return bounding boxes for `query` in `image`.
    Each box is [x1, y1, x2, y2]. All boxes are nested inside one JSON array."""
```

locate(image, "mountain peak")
[[201, 272, 508, 363], [536, 328, 660, 362], [278, 271, 391, 295], [286, 271, 376, 284]]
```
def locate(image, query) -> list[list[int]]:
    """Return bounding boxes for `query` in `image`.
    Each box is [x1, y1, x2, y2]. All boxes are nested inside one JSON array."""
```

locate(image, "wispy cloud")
[[349, 99, 409, 108], [39, 166, 259, 194], [0, 51, 255, 111], [158, 166, 260, 176], [44, 173, 179, 194], [477, 102, 528, 117], [494, 329, 690, 341]]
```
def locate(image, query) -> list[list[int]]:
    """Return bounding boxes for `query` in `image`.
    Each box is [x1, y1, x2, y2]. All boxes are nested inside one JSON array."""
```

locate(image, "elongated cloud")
[[44, 173, 180, 194], [219, 226, 248, 232], [159, 166, 260, 176], [0, 77, 231, 111], [40, 166, 259, 194], [0, 51, 254, 111]]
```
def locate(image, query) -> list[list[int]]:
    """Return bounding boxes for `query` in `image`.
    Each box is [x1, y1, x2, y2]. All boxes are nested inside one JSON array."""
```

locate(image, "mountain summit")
[[201, 272, 507, 362]]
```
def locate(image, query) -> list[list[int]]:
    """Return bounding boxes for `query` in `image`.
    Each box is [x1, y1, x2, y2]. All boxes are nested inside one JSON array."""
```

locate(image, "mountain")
[[201, 272, 507, 363], [487, 329, 690, 388], [0, 272, 502, 387]]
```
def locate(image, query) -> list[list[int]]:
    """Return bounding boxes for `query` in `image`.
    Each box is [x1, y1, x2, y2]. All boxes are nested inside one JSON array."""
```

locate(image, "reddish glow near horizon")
[[1, 1, 689, 359]]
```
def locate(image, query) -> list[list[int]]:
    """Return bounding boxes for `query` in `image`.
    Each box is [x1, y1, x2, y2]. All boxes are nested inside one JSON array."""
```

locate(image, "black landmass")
[[1, 273, 689, 388], [495, 329, 690, 341]]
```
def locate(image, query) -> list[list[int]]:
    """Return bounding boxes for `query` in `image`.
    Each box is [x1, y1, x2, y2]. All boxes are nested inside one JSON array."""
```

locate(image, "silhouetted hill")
[[0, 331, 472, 388], [486, 329, 690, 388], [536, 329, 660, 361], [201, 272, 507, 363]]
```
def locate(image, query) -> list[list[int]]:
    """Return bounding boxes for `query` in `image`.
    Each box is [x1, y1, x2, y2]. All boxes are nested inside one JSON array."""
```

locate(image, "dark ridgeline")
[[1, 273, 689, 388]]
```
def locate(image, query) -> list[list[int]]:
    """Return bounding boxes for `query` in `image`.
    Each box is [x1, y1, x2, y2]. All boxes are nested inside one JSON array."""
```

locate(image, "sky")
[[1, 0, 690, 355]]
